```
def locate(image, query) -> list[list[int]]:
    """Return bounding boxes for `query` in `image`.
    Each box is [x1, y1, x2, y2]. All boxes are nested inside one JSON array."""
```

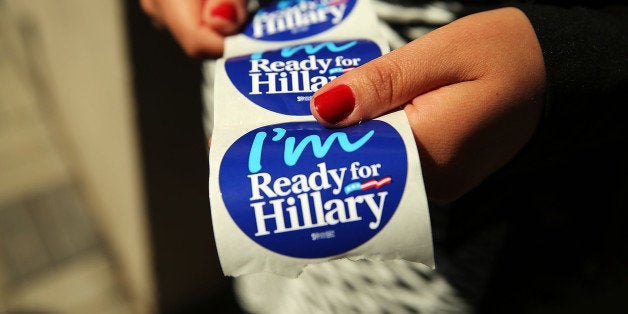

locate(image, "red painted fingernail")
[[314, 84, 355, 124], [210, 2, 238, 23]]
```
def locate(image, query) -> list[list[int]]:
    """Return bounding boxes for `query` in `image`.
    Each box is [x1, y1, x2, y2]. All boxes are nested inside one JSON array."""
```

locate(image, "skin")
[[140, 0, 247, 58], [141, 3, 546, 203], [310, 8, 546, 202]]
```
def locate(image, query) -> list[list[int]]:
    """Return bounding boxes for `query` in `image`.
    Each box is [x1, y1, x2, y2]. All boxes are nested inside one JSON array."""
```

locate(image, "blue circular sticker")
[[225, 39, 382, 116], [219, 120, 408, 258], [243, 0, 357, 41]]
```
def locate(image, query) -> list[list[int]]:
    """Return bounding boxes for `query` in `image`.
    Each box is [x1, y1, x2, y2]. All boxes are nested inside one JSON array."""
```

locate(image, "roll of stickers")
[[209, 0, 433, 278], [224, 0, 381, 58]]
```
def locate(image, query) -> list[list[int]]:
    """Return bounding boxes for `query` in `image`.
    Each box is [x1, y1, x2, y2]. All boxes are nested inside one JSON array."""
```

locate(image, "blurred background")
[[0, 0, 239, 312]]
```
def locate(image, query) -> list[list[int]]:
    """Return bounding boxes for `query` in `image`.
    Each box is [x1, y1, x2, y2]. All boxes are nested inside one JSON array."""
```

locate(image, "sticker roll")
[[209, 0, 434, 278]]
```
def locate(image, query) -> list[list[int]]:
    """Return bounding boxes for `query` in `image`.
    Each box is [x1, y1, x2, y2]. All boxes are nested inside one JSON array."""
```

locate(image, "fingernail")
[[210, 2, 238, 23], [314, 84, 355, 124]]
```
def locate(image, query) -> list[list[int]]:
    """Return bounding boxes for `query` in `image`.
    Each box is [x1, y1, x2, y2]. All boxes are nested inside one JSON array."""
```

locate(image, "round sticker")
[[243, 0, 357, 41], [225, 39, 381, 116], [219, 120, 408, 258]]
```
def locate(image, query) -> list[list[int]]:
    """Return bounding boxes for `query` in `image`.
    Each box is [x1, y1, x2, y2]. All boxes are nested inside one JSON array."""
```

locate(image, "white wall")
[[0, 1, 155, 313]]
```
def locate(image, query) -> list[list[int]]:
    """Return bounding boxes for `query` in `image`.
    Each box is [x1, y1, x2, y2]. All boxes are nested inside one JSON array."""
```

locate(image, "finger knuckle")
[[364, 57, 405, 106], [182, 44, 206, 59]]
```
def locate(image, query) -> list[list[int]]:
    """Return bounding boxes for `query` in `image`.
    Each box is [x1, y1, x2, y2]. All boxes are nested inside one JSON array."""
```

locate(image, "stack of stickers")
[[209, 0, 434, 277]]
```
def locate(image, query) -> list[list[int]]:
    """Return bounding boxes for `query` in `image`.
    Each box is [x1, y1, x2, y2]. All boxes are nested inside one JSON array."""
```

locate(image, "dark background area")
[[123, 2, 243, 313]]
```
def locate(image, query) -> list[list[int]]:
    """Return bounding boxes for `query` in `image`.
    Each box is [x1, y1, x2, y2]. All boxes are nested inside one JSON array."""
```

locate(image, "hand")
[[310, 8, 546, 202], [140, 0, 247, 58]]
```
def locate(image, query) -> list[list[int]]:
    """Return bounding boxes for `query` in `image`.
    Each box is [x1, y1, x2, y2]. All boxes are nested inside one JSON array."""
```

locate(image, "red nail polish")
[[314, 84, 355, 124], [210, 2, 238, 23]]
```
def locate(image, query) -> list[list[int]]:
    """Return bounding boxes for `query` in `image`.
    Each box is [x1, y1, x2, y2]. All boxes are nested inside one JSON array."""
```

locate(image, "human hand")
[[140, 0, 247, 58], [310, 8, 546, 202]]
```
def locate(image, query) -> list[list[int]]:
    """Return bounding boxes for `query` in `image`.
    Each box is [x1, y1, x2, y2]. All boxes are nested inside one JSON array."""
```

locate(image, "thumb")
[[157, 0, 247, 59], [202, 0, 248, 35], [310, 18, 483, 128]]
